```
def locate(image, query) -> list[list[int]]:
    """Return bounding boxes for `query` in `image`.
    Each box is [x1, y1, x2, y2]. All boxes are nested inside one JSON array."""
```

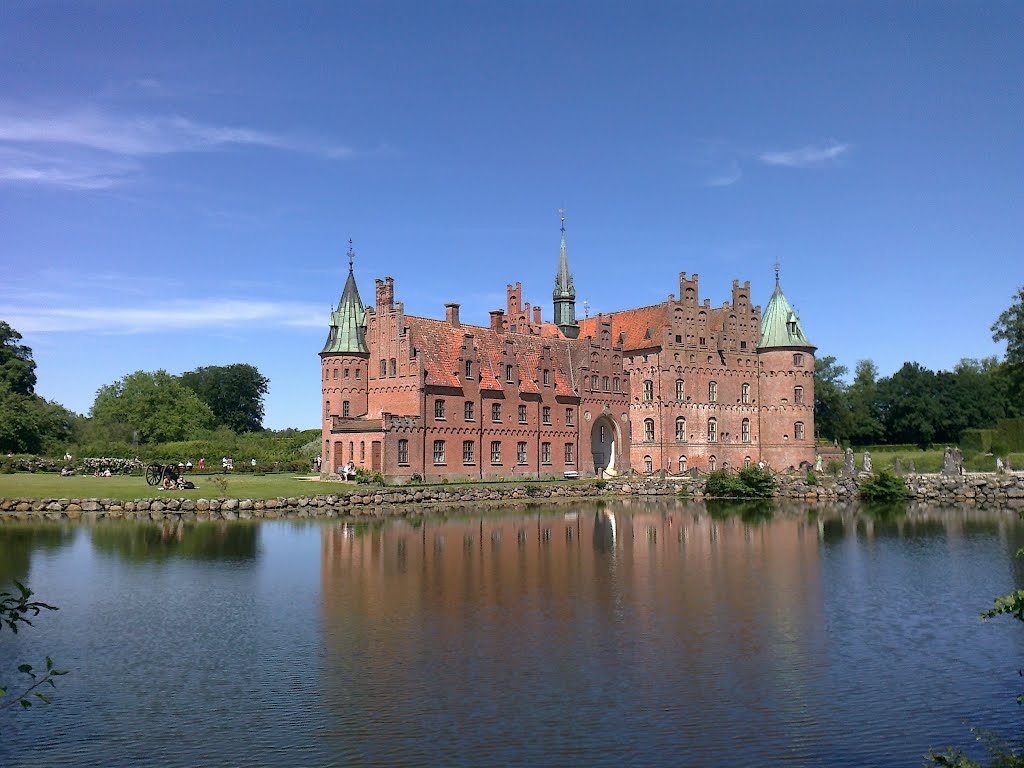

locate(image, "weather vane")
[[348, 238, 355, 271], [583, 299, 590, 320], [558, 208, 566, 231]]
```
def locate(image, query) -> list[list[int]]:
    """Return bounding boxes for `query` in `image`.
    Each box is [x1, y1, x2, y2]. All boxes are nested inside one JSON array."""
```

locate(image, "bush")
[[859, 470, 909, 502], [826, 460, 843, 477], [704, 466, 777, 499], [806, 470, 817, 486], [594, 479, 607, 490]]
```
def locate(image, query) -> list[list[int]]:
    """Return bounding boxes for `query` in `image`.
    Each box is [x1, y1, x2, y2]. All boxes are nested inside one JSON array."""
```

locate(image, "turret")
[[322, 241, 369, 355], [552, 210, 579, 338]]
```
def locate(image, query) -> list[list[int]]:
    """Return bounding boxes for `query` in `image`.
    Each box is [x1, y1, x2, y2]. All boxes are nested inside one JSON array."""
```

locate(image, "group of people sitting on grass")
[[161, 474, 196, 491]]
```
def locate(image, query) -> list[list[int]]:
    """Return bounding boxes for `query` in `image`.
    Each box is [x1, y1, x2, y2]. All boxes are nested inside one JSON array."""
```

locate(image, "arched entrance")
[[590, 414, 619, 478]]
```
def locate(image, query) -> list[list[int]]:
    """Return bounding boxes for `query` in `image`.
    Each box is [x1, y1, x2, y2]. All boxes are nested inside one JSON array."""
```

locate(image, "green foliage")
[[992, 286, 1024, 369], [848, 359, 885, 445], [826, 459, 842, 477], [0, 581, 67, 711], [858, 470, 909, 501], [91, 370, 215, 443], [806, 470, 817, 486], [814, 355, 850, 442], [704, 466, 777, 499], [179, 363, 269, 433], [524, 483, 542, 497], [594, 479, 607, 490], [0, 321, 37, 396]]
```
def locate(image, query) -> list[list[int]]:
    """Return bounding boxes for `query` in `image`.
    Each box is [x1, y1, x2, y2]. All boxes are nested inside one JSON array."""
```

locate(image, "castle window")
[[324, 400, 330, 419], [699, 337, 706, 346], [795, 421, 805, 440], [506, 365, 514, 383], [613, 377, 620, 392], [541, 442, 551, 464], [433, 440, 446, 465], [542, 406, 551, 425], [675, 379, 684, 400], [464, 401, 475, 421], [741, 418, 750, 443], [602, 376, 609, 391], [675, 417, 686, 442], [465, 360, 473, 379], [355, 369, 361, 380], [742, 383, 750, 404], [332, 369, 338, 379], [744, 456, 751, 468], [678, 455, 687, 473], [794, 386, 804, 405], [565, 443, 574, 464], [709, 381, 718, 403], [349, 441, 354, 461], [517, 442, 528, 465], [643, 380, 653, 402], [434, 399, 446, 420], [740, 341, 747, 350], [463, 441, 475, 464], [793, 353, 804, 367], [398, 439, 409, 465], [342, 401, 350, 417], [543, 368, 550, 385], [565, 408, 574, 426], [644, 418, 655, 442], [675, 335, 682, 343], [518, 404, 527, 423], [709, 455, 717, 471], [492, 403, 502, 422], [360, 442, 365, 462], [379, 359, 387, 378], [344, 368, 350, 378], [708, 418, 718, 442], [491, 441, 501, 463], [389, 358, 396, 377], [644, 455, 653, 473], [591, 374, 599, 390]]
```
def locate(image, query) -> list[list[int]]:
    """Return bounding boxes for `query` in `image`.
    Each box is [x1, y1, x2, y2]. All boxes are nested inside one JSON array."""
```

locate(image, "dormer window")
[[465, 360, 473, 379]]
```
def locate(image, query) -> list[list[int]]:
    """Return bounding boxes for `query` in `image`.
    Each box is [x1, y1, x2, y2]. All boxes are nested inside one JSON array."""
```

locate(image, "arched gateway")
[[590, 414, 620, 478]]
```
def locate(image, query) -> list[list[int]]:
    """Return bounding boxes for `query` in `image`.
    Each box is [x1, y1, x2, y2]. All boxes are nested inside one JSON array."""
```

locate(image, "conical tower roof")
[[759, 269, 814, 350], [553, 215, 575, 300], [321, 241, 368, 355]]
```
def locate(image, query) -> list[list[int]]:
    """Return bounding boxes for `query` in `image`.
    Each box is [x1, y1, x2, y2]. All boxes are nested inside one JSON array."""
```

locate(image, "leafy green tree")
[[847, 359, 885, 446], [993, 286, 1024, 411], [0, 321, 37, 396], [877, 362, 942, 447], [179, 363, 269, 433], [91, 370, 215, 443], [814, 355, 850, 442]]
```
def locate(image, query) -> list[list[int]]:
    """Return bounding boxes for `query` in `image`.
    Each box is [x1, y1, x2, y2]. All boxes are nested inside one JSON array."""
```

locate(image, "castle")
[[319, 216, 815, 481]]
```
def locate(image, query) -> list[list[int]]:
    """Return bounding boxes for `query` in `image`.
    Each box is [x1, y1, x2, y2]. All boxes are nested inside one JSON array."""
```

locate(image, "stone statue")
[[955, 447, 964, 476], [996, 456, 1004, 473], [863, 451, 872, 473], [907, 459, 916, 474], [942, 446, 956, 477], [894, 456, 902, 475], [843, 448, 854, 477]]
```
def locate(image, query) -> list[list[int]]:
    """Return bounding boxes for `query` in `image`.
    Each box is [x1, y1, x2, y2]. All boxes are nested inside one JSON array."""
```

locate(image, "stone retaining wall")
[[3, 472, 1023, 522]]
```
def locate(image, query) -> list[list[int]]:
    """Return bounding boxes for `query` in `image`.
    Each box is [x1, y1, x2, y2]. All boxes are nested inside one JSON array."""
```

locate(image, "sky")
[[2, 1, 1022, 429]]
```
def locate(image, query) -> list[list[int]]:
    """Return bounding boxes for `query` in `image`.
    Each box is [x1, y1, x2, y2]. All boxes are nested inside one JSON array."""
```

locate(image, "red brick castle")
[[320, 217, 815, 481]]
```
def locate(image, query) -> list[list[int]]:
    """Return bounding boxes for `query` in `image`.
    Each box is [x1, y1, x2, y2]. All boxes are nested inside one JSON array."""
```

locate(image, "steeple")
[[552, 209, 579, 339], [758, 264, 814, 350], [321, 240, 369, 355]]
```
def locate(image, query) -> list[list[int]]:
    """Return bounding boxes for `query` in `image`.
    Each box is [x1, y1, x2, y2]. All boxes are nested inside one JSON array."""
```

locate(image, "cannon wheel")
[[145, 464, 162, 486], [162, 465, 179, 483]]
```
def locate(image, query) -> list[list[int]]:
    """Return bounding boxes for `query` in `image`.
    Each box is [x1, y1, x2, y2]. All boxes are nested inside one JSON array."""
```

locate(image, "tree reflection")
[[90, 522, 259, 562], [0, 525, 75, 587]]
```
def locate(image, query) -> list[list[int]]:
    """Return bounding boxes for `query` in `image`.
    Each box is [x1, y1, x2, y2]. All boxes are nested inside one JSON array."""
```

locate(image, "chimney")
[[533, 306, 541, 325], [489, 309, 505, 333], [445, 303, 461, 327]]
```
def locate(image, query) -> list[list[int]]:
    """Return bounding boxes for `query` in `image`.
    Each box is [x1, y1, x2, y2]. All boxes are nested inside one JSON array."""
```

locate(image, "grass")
[[0, 472, 346, 501]]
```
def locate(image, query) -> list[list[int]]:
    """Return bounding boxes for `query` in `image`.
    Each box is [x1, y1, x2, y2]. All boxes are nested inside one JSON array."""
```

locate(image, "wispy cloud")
[[2, 297, 326, 334], [759, 141, 849, 168], [0, 104, 351, 189], [705, 164, 742, 188]]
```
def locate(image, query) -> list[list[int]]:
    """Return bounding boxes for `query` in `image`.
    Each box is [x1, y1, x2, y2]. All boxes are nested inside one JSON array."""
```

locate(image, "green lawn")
[[0, 472, 348, 501]]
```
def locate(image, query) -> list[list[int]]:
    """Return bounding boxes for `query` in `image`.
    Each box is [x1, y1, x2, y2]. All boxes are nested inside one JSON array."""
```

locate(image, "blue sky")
[[3, 1, 1022, 429]]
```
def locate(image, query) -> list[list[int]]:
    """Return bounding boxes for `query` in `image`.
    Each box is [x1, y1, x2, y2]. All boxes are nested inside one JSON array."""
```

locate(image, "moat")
[[2, 499, 1022, 767]]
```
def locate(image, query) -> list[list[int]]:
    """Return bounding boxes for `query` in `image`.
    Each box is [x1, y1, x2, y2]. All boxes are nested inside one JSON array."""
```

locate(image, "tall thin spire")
[[773, 258, 780, 288], [348, 238, 355, 273], [553, 209, 579, 338], [322, 239, 368, 354]]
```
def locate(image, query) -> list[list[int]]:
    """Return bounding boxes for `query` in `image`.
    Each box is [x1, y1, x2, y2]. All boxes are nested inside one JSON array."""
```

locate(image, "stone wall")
[[3, 472, 1023, 523]]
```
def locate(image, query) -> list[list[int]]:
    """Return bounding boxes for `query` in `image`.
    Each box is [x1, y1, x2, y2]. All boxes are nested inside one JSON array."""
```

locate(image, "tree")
[[847, 359, 885, 446], [993, 287, 1024, 410], [0, 321, 37, 396], [877, 362, 942, 447], [814, 356, 850, 442], [91, 370, 215, 443], [179, 364, 269, 433], [0, 581, 67, 710]]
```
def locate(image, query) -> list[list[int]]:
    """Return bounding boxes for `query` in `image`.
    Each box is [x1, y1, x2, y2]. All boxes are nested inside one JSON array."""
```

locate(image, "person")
[[815, 454, 823, 472], [64, 451, 72, 461], [186, 460, 193, 471], [251, 458, 257, 469], [161, 476, 173, 491], [198, 457, 205, 470]]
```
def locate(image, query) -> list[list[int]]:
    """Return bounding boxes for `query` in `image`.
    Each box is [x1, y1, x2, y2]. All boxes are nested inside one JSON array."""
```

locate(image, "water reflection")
[[0, 525, 75, 586], [89, 521, 259, 562]]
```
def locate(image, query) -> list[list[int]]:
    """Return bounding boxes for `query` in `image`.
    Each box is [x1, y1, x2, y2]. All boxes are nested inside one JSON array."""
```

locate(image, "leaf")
[[33, 692, 49, 704], [17, 663, 32, 673], [19, 698, 31, 708]]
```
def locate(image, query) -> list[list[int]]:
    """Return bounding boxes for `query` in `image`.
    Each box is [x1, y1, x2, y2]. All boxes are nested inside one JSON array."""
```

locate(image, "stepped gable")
[[579, 303, 667, 351]]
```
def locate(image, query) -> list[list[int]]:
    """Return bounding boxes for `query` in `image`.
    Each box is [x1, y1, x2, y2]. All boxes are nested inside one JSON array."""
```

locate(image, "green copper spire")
[[553, 209, 579, 338], [759, 264, 814, 350], [321, 240, 368, 355]]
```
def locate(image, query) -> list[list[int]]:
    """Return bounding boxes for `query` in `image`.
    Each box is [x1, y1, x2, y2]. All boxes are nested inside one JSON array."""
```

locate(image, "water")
[[1, 499, 1022, 767]]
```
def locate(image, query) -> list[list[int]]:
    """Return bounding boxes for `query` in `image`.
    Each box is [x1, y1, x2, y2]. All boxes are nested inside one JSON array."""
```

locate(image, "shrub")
[[704, 466, 776, 499], [806, 470, 817, 486], [594, 479, 607, 490], [859, 470, 909, 502], [826, 460, 843, 477]]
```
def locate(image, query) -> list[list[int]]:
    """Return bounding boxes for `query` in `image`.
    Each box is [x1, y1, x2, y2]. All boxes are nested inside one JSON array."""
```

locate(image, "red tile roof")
[[578, 303, 667, 351]]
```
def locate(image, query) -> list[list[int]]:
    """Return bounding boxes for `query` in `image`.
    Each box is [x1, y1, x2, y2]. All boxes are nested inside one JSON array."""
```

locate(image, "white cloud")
[[1, 298, 326, 334], [705, 165, 742, 187], [759, 141, 849, 168], [0, 104, 351, 189]]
